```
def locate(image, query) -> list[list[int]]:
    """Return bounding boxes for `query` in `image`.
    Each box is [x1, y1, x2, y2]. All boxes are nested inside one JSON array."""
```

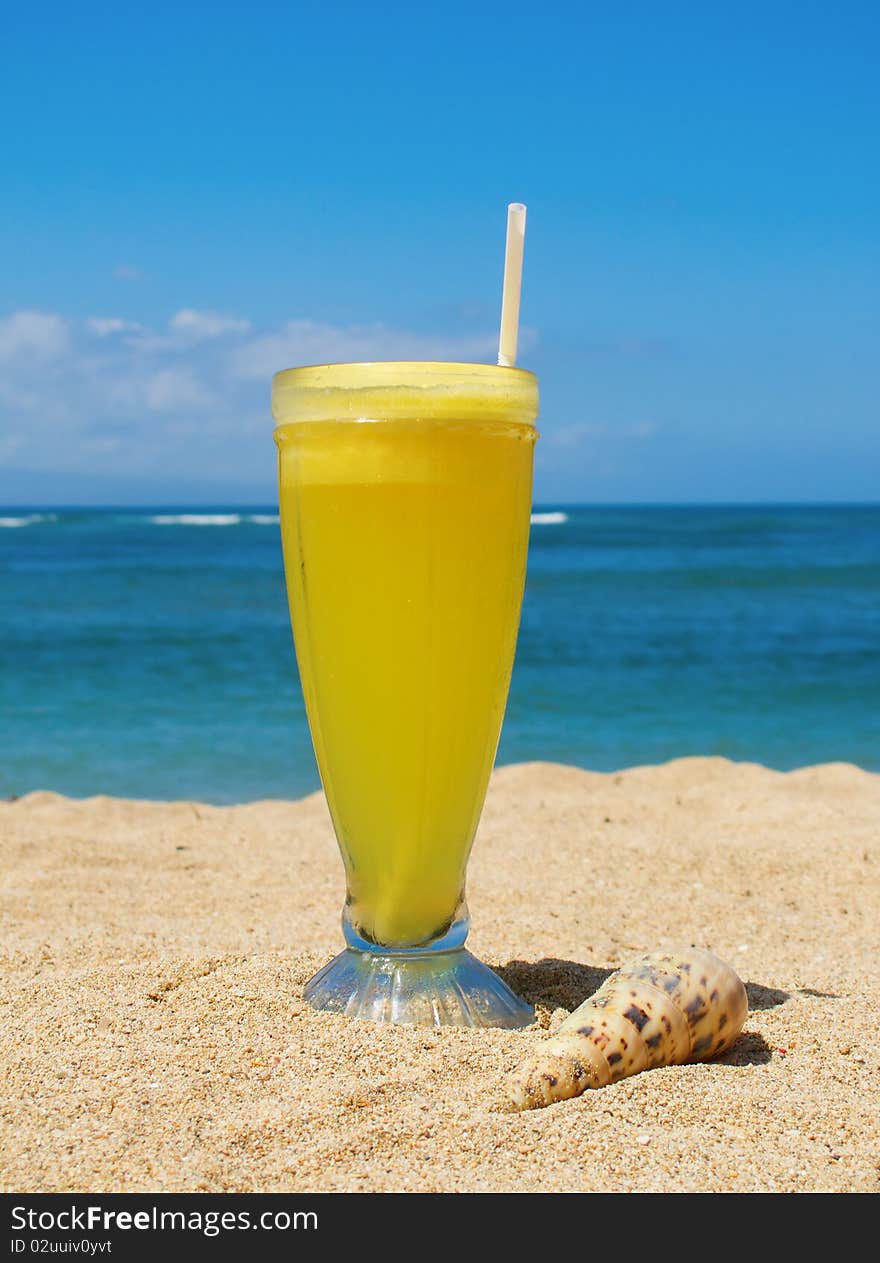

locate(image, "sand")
[[1, 757, 879, 1194]]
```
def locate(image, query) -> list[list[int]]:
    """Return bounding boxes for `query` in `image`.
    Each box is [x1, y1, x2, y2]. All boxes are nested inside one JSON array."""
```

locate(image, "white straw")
[[497, 202, 527, 367]]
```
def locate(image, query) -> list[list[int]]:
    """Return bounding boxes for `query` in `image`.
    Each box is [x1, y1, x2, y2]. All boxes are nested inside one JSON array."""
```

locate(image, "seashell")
[[504, 946, 748, 1111]]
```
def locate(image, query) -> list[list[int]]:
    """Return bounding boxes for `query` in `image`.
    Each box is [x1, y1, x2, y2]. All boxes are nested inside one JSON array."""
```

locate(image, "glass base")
[[303, 947, 534, 1029]]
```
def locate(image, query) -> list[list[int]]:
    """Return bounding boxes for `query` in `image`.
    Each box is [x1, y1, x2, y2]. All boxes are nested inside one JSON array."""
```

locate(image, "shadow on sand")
[[497, 959, 795, 1014], [494, 957, 613, 1011], [495, 959, 792, 1068], [744, 981, 791, 1010], [720, 1029, 774, 1066], [743, 980, 845, 1011]]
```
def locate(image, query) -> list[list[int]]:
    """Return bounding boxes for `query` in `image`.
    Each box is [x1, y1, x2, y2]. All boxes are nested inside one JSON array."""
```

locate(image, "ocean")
[[2, 505, 878, 802]]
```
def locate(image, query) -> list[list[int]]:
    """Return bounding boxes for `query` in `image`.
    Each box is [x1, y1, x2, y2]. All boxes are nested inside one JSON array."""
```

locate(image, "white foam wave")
[[246, 514, 280, 525], [151, 514, 243, 526], [0, 513, 58, 528], [530, 511, 568, 525]]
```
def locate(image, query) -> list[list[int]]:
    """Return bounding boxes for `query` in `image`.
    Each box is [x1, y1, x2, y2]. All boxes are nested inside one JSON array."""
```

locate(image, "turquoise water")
[[2, 505, 878, 802]]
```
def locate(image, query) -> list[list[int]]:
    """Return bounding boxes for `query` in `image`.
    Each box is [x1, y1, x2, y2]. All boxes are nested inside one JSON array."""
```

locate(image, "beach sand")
[[2, 758, 878, 1193]]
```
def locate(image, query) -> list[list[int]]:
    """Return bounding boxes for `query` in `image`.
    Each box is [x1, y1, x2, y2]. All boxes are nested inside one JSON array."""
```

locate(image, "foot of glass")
[[303, 947, 533, 1029]]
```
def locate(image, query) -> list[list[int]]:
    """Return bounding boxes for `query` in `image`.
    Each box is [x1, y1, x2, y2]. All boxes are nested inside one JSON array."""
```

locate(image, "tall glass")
[[273, 362, 538, 1027]]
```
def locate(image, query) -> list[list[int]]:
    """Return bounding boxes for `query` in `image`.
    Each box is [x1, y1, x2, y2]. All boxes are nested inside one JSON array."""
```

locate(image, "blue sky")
[[1, 1, 877, 503]]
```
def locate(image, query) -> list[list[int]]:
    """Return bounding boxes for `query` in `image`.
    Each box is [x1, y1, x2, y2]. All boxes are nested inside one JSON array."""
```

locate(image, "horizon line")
[[2, 500, 879, 512]]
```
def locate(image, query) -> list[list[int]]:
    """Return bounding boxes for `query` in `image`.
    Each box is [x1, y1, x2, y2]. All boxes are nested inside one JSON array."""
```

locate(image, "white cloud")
[[87, 317, 145, 337], [0, 307, 536, 480], [229, 318, 522, 380], [535, 417, 661, 486], [0, 311, 70, 361], [547, 420, 659, 447], [0, 432, 23, 460], [629, 420, 659, 438], [143, 367, 214, 412], [169, 309, 251, 340], [548, 422, 610, 447]]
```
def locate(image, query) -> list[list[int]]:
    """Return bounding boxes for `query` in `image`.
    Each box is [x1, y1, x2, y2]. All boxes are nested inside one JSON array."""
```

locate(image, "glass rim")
[[272, 360, 539, 427], [272, 360, 537, 387]]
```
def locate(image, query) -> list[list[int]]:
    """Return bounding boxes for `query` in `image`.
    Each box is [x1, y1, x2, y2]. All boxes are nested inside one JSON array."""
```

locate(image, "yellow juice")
[[276, 392, 536, 947]]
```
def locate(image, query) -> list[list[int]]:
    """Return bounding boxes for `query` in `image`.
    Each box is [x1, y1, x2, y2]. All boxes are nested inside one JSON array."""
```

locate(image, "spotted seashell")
[[504, 946, 748, 1111]]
